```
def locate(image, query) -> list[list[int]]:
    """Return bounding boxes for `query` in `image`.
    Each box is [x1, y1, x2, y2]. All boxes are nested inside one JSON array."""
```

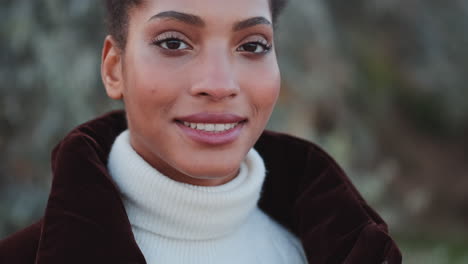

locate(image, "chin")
[[178, 145, 247, 174]]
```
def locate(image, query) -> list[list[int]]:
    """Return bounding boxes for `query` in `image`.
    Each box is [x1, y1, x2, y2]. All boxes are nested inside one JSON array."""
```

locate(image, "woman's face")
[[102, 0, 280, 186]]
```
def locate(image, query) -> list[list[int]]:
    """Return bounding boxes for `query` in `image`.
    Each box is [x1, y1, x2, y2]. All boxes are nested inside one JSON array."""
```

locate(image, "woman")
[[0, 0, 402, 263]]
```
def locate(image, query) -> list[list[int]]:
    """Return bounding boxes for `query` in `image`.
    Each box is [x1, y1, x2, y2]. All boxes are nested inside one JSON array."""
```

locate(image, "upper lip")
[[175, 113, 247, 124]]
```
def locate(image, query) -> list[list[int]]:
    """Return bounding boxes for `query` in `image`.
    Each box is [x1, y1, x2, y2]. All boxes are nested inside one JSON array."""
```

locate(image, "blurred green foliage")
[[1, 0, 467, 262]]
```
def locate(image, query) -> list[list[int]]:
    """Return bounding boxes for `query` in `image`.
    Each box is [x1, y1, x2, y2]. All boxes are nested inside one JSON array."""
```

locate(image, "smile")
[[174, 113, 247, 145], [182, 122, 240, 133]]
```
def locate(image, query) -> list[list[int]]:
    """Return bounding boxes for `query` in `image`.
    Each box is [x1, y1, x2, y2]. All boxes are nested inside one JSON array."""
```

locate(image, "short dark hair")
[[104, 0, 288, 50]]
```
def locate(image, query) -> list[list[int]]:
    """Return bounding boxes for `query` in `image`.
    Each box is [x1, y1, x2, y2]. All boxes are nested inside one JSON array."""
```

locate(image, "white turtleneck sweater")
[[108, 130, 308, 264]]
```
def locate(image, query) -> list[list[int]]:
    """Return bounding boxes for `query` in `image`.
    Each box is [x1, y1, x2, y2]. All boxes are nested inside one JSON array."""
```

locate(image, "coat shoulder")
[[0, 219, 42, 264], [256, 130, 402, 263], [256, 129, 383, 220]]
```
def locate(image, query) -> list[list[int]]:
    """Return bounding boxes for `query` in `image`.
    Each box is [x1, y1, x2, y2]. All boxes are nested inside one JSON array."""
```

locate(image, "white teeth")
[[182, 122, 239, 132], [214, 124, 224, 132]]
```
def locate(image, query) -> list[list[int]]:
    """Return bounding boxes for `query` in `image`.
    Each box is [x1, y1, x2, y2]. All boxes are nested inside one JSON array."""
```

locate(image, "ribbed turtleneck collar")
[[108, 130, 266, 241]]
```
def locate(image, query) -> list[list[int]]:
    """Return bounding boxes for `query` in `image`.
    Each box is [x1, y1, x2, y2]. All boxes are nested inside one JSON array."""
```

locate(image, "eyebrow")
[[148, 11, 205, 27], [233, 17, 272, 31], [148, 11, 272, 31]]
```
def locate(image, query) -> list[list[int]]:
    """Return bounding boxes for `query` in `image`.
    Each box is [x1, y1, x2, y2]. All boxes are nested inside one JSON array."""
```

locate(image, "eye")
[[156, 38, 190, 50], [237, 36, 272, 54], [152, 31, 192, 51], [238, 42, 271, 53]]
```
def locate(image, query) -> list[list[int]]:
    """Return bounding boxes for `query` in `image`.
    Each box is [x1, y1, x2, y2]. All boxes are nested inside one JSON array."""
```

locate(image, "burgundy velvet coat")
[[0, 111, 402, 264]]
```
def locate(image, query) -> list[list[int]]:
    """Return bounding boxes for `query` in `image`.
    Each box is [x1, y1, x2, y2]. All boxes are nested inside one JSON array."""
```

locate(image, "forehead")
[[131, 0, 272, 24]]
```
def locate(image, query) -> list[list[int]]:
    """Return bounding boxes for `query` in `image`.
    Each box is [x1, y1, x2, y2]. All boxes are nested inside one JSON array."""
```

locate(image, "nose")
[[189, 52, 240, 101]]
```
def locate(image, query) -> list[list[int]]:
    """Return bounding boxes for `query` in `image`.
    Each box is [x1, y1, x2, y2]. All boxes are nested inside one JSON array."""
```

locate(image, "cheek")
[[122, 50, 182, 113], [242, 60, 281, 117]]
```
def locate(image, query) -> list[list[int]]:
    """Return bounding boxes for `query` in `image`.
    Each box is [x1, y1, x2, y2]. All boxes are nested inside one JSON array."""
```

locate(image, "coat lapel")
[[255, 131, 400, 263], [35, 111, 145, 264]]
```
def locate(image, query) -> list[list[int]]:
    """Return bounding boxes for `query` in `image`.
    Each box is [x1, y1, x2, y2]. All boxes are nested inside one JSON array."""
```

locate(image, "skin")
[[101, 0, 280, 186]]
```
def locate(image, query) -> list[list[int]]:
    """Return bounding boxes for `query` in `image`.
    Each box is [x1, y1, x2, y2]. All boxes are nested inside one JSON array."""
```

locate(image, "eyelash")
[[237, 39, 272, 54], [152, 32, 192, 50], [151, 33, 272, 55]]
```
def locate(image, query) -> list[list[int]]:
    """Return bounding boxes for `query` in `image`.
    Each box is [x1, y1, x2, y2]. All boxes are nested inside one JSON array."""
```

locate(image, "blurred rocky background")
[[1, 0, 467, 262]]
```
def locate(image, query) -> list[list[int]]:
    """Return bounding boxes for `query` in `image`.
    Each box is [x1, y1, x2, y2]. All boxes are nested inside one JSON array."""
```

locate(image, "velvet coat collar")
[[0, 111, 401, 264]]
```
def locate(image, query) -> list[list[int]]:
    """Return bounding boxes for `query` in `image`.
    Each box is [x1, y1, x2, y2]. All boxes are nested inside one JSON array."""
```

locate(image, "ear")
[[101, 35, 124, 100]]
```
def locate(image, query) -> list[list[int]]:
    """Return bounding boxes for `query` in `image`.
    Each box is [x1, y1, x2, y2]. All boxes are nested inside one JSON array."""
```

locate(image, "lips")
[[175, 113, 247, 145]]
